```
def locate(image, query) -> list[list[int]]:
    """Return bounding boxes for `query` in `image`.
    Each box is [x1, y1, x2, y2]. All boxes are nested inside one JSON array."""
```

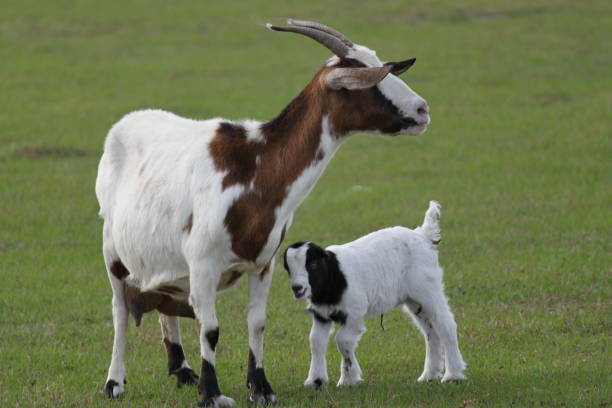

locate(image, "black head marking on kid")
[[284, 242, 347, 305]]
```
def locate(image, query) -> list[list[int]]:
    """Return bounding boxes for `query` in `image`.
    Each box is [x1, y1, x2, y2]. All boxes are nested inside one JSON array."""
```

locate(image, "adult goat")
[[95, 19, 430, 407]]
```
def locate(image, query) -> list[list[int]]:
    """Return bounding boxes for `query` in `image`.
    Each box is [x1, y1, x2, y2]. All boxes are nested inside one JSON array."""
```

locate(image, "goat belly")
[[124, 282, 194, 326], [123, 267, 249, 326]]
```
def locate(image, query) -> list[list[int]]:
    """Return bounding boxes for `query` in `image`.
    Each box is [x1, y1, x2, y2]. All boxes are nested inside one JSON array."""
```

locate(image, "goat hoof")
[[336, 377, 363, 387], [103, 379, 124, 398], [172, 367, 199, 387], [246, 375, 275, 404], [198, 394, 236, 407], [304, 377, 327, 388], [249, 391, 277, 404], [417, 372, 443, 382]]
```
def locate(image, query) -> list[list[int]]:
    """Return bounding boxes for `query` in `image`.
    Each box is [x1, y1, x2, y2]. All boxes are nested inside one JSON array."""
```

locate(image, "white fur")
[[285, 201, 466, 386]]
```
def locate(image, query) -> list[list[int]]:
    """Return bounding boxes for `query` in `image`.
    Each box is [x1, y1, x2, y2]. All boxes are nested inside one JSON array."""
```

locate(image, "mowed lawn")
[[1, 0, 610, 407]]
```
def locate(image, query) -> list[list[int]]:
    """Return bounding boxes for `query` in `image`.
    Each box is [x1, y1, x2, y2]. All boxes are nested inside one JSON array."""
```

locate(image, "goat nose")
[[417, 102, 429, 116], [292, 285, 303, 293]]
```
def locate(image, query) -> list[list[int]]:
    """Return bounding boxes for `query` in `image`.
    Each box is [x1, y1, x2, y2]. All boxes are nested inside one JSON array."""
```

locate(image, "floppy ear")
[[384, 58, 416, 76], [325, 65, 393, 90]]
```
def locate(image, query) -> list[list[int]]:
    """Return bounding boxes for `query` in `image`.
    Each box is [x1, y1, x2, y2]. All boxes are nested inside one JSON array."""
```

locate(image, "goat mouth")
[[400, 117, 418, 127], [398, 117, 428, 137], [401, 117, 428, 128]]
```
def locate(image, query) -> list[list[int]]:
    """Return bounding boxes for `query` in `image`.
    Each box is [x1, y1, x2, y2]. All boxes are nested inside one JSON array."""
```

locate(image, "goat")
[[283, 201, 466, 387], [95, 19, 430, 407]]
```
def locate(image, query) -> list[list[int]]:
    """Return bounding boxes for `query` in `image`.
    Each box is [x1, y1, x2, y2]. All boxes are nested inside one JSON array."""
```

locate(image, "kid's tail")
[[417, 200, 441, 245]]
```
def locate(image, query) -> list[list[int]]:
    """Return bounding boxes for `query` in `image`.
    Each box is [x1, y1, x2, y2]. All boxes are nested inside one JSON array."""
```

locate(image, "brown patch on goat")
[[124, 283, 194, 326], [209, 59, 404, 261], [208, 122, 256, 190], [110, 260, 129, 280], [223, 191, 276, 261], [183, 213, 193, 234], [210, 83, 323, 261]]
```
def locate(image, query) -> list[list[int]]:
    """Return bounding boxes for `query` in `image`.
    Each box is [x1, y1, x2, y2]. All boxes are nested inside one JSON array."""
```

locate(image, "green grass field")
[[1, 0, 610, 406]]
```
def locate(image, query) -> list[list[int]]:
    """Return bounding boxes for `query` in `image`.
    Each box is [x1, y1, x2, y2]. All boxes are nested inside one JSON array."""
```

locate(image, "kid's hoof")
[[336, 377, 363, 387], [417, 371, 443, 382], [304, 377, 326, 388], [103, 379, 124, 398]]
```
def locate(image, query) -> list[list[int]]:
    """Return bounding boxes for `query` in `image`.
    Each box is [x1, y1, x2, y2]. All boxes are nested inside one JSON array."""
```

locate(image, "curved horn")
[[266, 23, 350, 58], [287, 19, 354, 48]]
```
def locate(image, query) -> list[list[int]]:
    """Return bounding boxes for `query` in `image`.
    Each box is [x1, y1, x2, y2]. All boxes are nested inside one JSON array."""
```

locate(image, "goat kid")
[[283, 202, 466, 387], [96, 19, 430, 407]]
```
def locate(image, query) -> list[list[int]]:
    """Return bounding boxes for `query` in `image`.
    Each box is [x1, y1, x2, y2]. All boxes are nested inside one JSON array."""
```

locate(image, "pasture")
[[0, 0, 610, 406]]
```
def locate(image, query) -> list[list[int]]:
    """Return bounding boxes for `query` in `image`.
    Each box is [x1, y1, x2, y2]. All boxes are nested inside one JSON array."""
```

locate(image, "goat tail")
[[418, 200, 441, 245]]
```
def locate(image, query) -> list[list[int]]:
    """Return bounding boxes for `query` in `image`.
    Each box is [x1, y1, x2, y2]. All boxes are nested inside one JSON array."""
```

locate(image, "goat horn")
[[287, 19, 354, 48], [266, 23, 350, 58]]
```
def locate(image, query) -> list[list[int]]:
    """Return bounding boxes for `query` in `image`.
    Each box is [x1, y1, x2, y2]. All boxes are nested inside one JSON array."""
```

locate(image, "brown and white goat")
[[95, 19, 430, 407]]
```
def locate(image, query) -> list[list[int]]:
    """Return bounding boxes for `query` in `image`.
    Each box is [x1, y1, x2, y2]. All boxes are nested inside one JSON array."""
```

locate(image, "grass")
[[0, 0, 610, 406]]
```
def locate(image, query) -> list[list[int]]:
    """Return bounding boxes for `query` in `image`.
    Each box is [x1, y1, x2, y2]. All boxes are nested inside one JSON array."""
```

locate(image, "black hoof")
[[198, 397, 215, 407], [249, 392, 277, 404], [103, 379, 121, 398], [246, 350, 275, 404], [172, 367, 199, 387], [197, 394, 235, 407]]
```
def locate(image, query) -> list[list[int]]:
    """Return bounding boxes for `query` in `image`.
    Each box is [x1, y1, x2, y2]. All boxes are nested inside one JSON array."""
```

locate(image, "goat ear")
[[325, 65, 393, 90], [384, 58, 416, 76]]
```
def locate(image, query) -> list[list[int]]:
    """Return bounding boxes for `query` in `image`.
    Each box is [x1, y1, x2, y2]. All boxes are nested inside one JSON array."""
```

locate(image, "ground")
[[0, 0, 610, 406]]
